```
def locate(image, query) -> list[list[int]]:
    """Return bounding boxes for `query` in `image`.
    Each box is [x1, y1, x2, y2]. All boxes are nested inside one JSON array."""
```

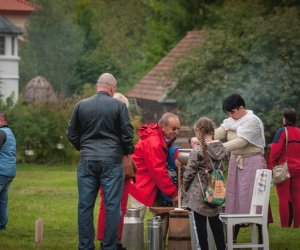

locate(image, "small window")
[[0, 36, 5, 55], [11, 36, 15, 55]]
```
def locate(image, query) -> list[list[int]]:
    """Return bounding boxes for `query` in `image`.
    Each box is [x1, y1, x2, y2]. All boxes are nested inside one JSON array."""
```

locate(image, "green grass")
[[0, 164, 299, 249]]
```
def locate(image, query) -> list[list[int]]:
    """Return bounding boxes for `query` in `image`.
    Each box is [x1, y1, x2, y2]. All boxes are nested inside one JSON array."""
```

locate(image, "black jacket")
[[66, 91, 134, 162]]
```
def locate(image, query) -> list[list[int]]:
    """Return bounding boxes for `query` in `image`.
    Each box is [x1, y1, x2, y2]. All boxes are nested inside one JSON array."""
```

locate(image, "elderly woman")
[[268, 108, 300, 228], [214, 93, 267, 243]]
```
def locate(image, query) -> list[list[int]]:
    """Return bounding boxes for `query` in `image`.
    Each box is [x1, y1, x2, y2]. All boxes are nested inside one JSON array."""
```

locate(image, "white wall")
[[0, 34, 20, 103]]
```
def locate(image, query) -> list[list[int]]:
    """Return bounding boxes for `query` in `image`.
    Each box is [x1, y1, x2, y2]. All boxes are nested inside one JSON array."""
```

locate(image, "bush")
[[0, 85, 140, 164], [0, 96, 78, 164]]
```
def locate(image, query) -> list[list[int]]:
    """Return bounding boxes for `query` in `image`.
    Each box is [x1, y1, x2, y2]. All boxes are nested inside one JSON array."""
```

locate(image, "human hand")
[[172, 196, 178, 207], [123, 154, 137, 173], [190, 137, 199, 149]]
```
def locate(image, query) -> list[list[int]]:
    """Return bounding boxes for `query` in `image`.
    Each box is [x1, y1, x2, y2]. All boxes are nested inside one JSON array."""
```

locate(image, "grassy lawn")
[[0, 164, 299, 249]]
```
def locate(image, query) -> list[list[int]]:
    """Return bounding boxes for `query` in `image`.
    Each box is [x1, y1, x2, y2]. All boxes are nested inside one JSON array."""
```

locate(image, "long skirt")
[[225, 153, 267, 214]]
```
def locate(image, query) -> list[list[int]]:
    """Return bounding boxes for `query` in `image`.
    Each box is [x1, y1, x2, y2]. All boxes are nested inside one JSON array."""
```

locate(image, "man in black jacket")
[[67, 73, 134, 250]]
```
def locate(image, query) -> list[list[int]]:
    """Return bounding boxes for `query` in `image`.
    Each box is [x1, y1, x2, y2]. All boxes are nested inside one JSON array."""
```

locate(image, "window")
[[11, 36, 15, 55], [0, 36, 5, 55]]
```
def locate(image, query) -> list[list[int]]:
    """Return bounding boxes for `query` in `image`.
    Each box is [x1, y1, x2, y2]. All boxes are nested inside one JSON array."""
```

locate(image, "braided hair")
[[194, 117, 215, 170]]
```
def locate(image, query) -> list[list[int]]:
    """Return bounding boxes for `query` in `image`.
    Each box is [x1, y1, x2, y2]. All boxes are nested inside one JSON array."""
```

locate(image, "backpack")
[[198, 159, 226, 207], [203, 168, 226, 207]]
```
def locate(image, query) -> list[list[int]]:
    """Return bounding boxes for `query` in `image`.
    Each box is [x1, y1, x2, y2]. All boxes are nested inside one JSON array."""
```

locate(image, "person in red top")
[[129, 112, 180, 242], [129, 112, 180, 207], [97, 93, 134, 250], [269, 108, 300, 228]]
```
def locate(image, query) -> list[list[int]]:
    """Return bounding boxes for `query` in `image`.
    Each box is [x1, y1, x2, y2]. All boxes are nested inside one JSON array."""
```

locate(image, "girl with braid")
[[183, 117, 227, 250]]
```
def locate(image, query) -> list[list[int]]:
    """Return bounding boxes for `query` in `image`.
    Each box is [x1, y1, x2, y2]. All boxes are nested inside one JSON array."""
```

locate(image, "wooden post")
[[35, 218, 43, 247], [177, 162, 182, 209]]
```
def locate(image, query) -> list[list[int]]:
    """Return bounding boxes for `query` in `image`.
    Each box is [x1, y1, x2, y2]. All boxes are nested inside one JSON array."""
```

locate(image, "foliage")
[[0, 96, 79, 164], [20, 0, 84, 95], [171, 1, 300, 143], [84, 0, 150, 92], [22, 0, 194, 95], [0, 83, 140, 164], [16, 0, 300, 147], [141, 0, 187, 64]]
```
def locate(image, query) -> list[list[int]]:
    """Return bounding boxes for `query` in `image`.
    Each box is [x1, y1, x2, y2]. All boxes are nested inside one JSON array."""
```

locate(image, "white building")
[[0, 15, 22, 103], [0, 0, 36, 103]]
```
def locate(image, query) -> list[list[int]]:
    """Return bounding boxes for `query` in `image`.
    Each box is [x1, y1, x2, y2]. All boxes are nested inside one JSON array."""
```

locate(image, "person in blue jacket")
[[0, 111, 16, 231], [157, 146, 182, 206]]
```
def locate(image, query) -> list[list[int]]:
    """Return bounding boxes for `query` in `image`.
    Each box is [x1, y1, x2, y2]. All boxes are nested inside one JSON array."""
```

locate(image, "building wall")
[[1, 13, 29, 32], [135, 99, 178, 124], [0, 34, 19, 103], [132, 98, 194, 148]]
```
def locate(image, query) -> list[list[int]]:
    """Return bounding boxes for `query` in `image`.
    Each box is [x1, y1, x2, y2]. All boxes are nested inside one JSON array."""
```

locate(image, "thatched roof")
[[23, 76, 58, 104]]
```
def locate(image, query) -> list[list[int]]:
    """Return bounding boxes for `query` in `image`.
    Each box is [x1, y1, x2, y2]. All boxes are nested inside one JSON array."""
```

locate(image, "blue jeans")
[[0, 174, 14, 230], [77, 160, 124, 250]]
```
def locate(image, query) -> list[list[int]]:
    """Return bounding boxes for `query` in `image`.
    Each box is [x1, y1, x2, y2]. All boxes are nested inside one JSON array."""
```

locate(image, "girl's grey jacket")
[[183, 140, 228, 217]]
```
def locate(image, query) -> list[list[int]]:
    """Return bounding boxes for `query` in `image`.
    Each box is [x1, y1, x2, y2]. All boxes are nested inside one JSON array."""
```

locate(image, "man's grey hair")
[[158, 112, 179, 126], [97, 73, 117, 87]]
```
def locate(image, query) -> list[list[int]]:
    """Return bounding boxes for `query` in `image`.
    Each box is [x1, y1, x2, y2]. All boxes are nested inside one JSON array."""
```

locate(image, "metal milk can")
[[147, 216, 163, 250], [122, 208, 144, 250]]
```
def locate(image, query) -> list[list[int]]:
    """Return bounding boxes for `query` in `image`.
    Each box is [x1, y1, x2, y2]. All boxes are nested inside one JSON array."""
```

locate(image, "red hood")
[[138, 123, 164, 140]]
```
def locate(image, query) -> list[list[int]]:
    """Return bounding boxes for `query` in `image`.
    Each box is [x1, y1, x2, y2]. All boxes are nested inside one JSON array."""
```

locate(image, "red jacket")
[[129, 124, 178, 206], [269, 125, 300, 176]]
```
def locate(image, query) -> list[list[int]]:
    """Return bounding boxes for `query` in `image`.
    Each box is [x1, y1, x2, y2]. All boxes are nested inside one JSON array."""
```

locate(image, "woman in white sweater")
[[215, 93, 267, 243]]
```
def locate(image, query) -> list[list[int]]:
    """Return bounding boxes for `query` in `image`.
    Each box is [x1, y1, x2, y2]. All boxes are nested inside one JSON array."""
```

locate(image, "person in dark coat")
[[67, 73, 134, 250]]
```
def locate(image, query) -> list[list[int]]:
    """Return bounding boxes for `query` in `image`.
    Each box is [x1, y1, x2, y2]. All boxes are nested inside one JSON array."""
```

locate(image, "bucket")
[[122, 208, 144, 250], [147, 216, 163, 250], [168, 210, 192, 250]]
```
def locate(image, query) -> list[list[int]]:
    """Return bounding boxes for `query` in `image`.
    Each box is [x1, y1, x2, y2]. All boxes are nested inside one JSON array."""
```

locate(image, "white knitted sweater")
[[215, 110, 265, 156]]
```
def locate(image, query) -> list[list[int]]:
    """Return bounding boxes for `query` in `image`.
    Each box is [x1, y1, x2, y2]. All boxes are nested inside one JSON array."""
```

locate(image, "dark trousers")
[[193, 211, 226, 250]]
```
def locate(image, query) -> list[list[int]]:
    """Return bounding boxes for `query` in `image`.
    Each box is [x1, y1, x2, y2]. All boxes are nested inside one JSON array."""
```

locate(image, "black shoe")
[[233, 224, 240, 243], [117, 243, 127, 250], [257, 224, 263, 244], [288, 201, 293, 227]]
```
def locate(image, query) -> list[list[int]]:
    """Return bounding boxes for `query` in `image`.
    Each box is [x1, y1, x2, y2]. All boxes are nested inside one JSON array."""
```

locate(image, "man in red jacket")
[[129, 112, 180, 243], [129, 112, 180, 207]]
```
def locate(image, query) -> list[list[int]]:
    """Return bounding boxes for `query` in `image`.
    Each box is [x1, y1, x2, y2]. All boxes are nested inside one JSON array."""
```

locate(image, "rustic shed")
[[127, 30, 205, 124], [127, 30, 206, 147]]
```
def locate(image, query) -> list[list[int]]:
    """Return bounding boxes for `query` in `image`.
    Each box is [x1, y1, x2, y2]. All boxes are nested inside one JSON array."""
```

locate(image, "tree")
[[171, 1, 300, 142], [20, 0, 84, 95]]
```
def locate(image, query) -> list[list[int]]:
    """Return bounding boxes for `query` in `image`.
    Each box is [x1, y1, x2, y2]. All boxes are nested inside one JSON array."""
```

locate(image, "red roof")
[[127, 30, 205, 102], [0, 0, 37, 13]]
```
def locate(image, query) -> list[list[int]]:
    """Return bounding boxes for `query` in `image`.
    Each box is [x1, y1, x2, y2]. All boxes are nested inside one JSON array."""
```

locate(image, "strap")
[[197, 173, 205, 197], [284, 127, 288, 161], [208, 156, 223, 170]]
